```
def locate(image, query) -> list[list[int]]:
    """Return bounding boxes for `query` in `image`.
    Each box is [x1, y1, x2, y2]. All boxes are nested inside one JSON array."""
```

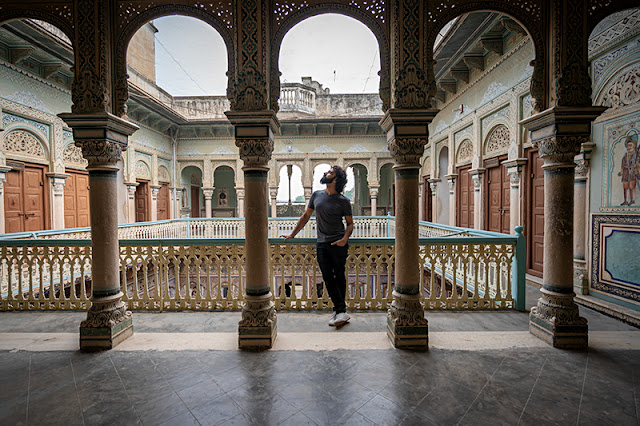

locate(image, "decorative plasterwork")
[[481, 82, 508, 105], [158, 166, 171, 183], [63, 142, 88, 167], [589, 10, 640, 58], [457, 139, 473, 164], [5, 91, 54, 115], [346, 144, 370, 153], [3, 129, 47, 160], [485, 125, 510, 155], [211, 146, 235, 155], [597, 62, 640, 110], [311, 145, 336, 154], [135, 160, 151, 180], [481, 105, 511, 141], [2, 112, 50, 141]]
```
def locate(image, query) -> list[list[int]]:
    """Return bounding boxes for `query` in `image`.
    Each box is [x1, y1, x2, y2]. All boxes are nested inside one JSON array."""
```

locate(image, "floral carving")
[[236, 138, 274, 167], [599, 64, 640, 109], [3, 130, 46, 159], [457, 139, 473, 163], [238, 295, 276, 327], [530, 291, 587, 326], [76, 140, 126, 167], [485, 125, 510, 154], [557, 62, 592, 106], [158, 166, 170, 183], [394, 64, 434, 109], [81, 294, 132, 328], [388, 137, 427, 166], [535, 135, 586, 165], [228, 65, 268, 111], [63, 143, 88, 166], [135, 160, 150, 179], [388, 291, 428, 327]]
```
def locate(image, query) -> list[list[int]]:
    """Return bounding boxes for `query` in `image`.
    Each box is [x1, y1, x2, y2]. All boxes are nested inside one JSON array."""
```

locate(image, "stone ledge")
[[575, 294, 640, 328]]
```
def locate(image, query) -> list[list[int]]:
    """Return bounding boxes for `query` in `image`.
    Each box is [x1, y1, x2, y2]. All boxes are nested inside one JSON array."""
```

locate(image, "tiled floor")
[[1, 284, 639, 425]]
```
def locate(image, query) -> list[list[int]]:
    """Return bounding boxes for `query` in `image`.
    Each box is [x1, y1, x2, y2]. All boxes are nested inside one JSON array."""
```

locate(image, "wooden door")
[[485, 156, 509, 233], [527, 149, 544, 277], [423, 176, 432, 222], [135, 180, 149, 222], [4, 164, 48, 233], [456, 165, 474, 228], [157, 183, 170, 220], [191, 186, 200, 218], [64, 170, 90, 228]]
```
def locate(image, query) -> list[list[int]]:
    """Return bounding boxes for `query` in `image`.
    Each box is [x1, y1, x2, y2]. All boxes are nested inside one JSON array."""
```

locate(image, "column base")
[[79, 292, 133, 351], [529, 288, 588, 349], [238, 293, 277, 350], [387, 291, 429, 350]]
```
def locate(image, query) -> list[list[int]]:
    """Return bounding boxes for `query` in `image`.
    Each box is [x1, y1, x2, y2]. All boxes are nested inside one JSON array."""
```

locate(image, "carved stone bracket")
[[463, 55, 484, 72], [380, 109, 439, 168], [445, 174, 457, 193], [387, 137, 427, 166], [469, 168, 486, 190], [235, 138, 274, 168], [394, 64, 435, 109]]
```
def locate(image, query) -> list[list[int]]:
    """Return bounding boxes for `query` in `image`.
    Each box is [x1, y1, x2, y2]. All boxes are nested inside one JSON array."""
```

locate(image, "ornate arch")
[[456, 138, 473, 164], [179, 163, 204, 180], [344, 160, 369, 175], [484, 124, 511, 155], [0, 8, 75, 49], [114, 5, 235, 117], [595, 60, 640, 109], [157, 165, 171, 184], [2, 129, 49, 163], [63, 141, 88, 169], [135, 159, 151, 180], [426, 2, 546, 112], [587, 2, 640, 33], [271, 3, 390, 112]]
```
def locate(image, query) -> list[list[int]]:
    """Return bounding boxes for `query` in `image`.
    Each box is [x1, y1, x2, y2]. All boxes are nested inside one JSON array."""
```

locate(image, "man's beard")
[[320, 175, 335, 184]]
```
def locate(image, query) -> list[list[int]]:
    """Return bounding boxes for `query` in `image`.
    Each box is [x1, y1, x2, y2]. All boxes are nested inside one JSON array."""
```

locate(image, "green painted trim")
[[513, 226, 526, 311], [92, 289, 122, 297], [89, 170, 117, 180], [395, 169, 419, 179], [245, 170, 268, 181], [394, 286, 420, 295], [542, 283, 575, 294], [246, 287, 271, 296]]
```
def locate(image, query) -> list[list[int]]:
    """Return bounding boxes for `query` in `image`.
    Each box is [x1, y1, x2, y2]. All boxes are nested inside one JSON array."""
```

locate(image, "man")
[[619, 137, 638, 206], [281, 166, 354, 326]]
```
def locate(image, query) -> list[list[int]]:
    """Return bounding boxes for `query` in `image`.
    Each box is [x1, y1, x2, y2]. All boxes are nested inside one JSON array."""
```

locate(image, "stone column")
[[445, 174, 457, 225], [380, 110, 437, 350], [236, 188, 245, 218], [59, 112, 138, 351], [226, 111, 279, 350], [0, 166, 11, 234], [369, 186, 379, 216], [47, 173, 68, 230], [522, 107, 604, 349], [573, 142, 594, 295], [170, 187, 177, 219], [203, 188, 214, 218], [304, 186, 312, 208], [428, 179, 439, 222], [269, 187, 278, 217], [126, 183, 138, 223], [150, 185, 160, 221], [469, 169, 485, 230], [504, 159, 527, 233], [417, 182, 423, 221]]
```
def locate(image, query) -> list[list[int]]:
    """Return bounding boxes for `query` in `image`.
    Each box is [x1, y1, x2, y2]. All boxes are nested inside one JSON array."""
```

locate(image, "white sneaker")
[[333, 312, 350, 327], [328, 312, 338, 326]]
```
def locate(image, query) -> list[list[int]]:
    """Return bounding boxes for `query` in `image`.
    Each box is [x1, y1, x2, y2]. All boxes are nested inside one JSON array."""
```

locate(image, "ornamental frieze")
[[534, 135, 586, 165], [235, 138, 274, 167], [76, 139, 127, 167], [3, 130, 46, 159], [387, 137, 427, 166], [63, 143, 88, 167]]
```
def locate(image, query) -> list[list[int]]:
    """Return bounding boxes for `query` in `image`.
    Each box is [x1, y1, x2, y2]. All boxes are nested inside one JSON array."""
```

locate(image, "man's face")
[[627, 142, 635, 154], [320, 168, 336, 184]]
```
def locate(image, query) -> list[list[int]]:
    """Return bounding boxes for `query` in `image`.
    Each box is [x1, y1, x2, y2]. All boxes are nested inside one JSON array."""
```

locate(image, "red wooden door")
[[157, 183, 170, 220], [485, 156, 509, 233], [4, 164, 48, 233], [423, 176, 432, 222], [64, 170, 90, 228], [191, 186, 200, 218], [527, 149, 544, 277], [457, 165, 474, 228], [135, 181, 149, 222]]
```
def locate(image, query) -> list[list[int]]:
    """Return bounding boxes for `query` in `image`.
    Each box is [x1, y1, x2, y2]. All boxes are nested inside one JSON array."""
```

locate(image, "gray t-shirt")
[[308, 190, 353, 243]]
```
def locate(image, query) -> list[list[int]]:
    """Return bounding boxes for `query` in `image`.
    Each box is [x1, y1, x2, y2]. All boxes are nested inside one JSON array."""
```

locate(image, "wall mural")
[[602, 124, 640, 211], [591, 214, 640, 305]]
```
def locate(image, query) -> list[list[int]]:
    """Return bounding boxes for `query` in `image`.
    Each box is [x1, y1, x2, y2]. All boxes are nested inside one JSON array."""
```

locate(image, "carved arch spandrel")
[[270, 2, 390, 112], [114, 3, 235, 118], [587, 1, 640, 33], [426, 1, 547, 112], [0, 5, 75, 44]]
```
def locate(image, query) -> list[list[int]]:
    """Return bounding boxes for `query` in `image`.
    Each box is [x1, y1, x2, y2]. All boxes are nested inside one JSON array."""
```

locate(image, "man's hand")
[[331, 238, 348, 247], [281, 234, 294, 242]]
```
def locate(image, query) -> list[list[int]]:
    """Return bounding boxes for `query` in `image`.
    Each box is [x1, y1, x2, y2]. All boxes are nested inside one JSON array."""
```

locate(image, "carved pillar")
[[469, 169, 485, 230], [126, 183, 138, 223], [0, 166, 11, 234], [303, 186, 312, 208], [269, 187, 278, 217], [203, 188, 214, 218], [226, 111, 279, 350], [573, 142, 594, 295], [236, 188, 245, 218], [417, 182, 423, 221], [369, 186, 379, 216], [47, 173, 68, 229], [445, 174, 457, 225], [428, 179, 439, 222], [169, 187, 177, 219], [504, 159, 527, 233], [59, 113, 138, 350], [150, 185, 160, 221], [380, 110, 438, 350], [522, 108, 604, 349], [174, 188, 183, 218]]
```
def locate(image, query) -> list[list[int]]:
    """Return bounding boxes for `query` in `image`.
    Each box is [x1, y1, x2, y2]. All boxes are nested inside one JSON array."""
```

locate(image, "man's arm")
[[331, 215, 353, 247], [281, 207, 314, 241]]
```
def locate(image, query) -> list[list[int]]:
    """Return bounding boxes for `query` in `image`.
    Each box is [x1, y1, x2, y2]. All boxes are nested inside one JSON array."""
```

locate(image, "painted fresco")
[[601, 124, 640, 212], [591, 214, 640, 305]]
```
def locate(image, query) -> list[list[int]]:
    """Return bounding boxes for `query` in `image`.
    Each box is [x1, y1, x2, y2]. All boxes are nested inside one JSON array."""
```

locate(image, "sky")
[[152, 14, 380, 96]]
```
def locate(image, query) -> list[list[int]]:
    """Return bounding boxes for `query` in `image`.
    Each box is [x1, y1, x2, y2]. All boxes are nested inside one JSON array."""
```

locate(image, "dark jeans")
[[316, 242, 348, 314]]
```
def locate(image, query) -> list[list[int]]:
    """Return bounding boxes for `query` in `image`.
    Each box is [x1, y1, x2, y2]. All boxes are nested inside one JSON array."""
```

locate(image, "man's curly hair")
[[332, 165, 348, 193]]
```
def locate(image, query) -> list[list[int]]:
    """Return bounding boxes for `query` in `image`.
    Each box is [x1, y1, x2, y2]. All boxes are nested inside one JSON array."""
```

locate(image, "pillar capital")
[[202, 188, 214, 199], [369, 186, 379, 197], [445, 174, 457, 193], [469, 169, 485, 189], [380, 109, 439, 167], [58, 112, 138, 170], [226, 111, 279, 169]]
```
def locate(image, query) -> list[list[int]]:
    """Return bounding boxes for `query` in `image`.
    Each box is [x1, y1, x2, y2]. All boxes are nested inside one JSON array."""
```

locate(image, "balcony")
[[0, 217, 525, 313]]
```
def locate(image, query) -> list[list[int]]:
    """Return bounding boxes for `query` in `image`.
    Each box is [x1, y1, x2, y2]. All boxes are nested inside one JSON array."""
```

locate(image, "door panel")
[[4, 165, 47, 233], [191, 186, 200, 218], [76, 174, 90, 227], [501, 165, 511, 234], [157, 183, 169, 220], [135, 181, 149, 222], [485, 156, 509, 234], [64, 171, 90, 228], [423, 176, 432, 222], [527, 149, 544, 277], [456, 166, 474, 228]]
